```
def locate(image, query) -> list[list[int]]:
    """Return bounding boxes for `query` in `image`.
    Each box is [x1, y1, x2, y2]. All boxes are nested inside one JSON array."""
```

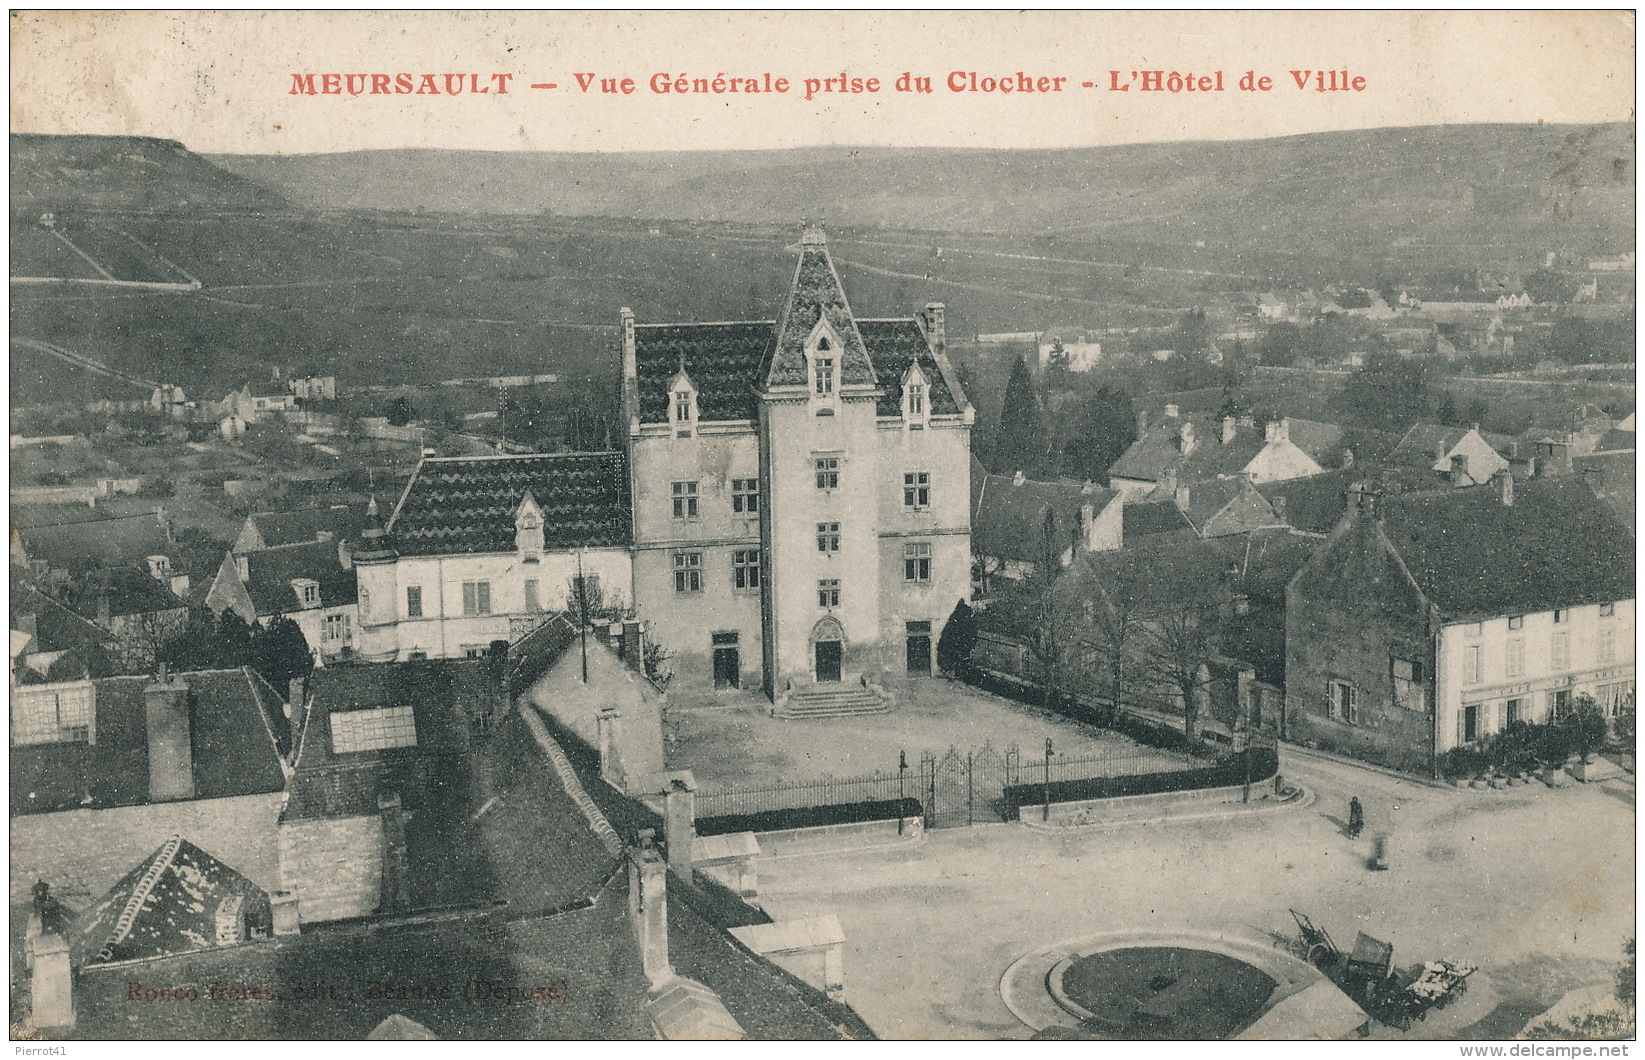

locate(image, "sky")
[[9, 10, 1636, 155]]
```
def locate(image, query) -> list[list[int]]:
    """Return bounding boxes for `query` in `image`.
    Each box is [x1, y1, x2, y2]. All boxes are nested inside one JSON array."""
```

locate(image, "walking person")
[[1348, 796, 1364, 838]]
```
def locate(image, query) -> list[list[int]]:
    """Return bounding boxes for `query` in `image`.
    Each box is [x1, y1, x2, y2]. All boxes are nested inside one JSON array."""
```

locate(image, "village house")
[[1107, 407, 1369, 499], [623, 224, 973, 695], [1285, 475, 1636, 774], [354, 451, 633, 662], [10, 667, 291, 910], [11, 507, 191, 598], [1386, 423, 1515, 488], [203, 538, 361, 664], [232, 500, 375, 554], [970, 458, 1121, 584]]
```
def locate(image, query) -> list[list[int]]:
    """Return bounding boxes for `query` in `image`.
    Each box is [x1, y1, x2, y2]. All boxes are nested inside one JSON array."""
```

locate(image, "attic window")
[[292, 579, 320, 609], [814, 356, 835, 397], [674, 390, 692, 423], [330, 706, 418, 754]]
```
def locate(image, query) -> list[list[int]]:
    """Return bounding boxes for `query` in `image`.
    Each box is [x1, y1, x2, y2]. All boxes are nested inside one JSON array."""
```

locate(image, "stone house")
[[970, 459, 1121, 583], [1285, 475, 1636, 774], [1387, 423, 1514, 487], [623, 225, 973, 694], [203, 538, 360, 664], [1107, 408, 1369, 500], [355, 452, 633, 662], [10, 667, 291, 909]]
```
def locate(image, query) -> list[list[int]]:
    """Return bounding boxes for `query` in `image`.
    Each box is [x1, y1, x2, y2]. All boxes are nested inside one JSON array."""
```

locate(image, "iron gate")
[[921, 742, 1020, 827]]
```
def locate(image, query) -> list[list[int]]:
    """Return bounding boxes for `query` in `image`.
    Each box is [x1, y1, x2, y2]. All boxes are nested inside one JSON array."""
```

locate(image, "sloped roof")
[[758, 227, 876, 390], [1107, 416, 1264, 483], [1259, 470, 1362, 534], [389, 452, 631, 557], [1574, 451, 1636, 527], [242, 539, 356, 617], [242, 503, 372, 551], [857, 318, 960, 416], [1378, 477, 1635, 618], [1175, 478, 1284, 538], [11, 578, 118, 654], [1122, 499, 1194, 541], [1386, 423, 1513, 469], [63, 565, 187, 619], [15, 511, 172, 571], [973, 473, 1118, 563], [1593, 428, 1635, 454], [635, 322, 772, 422], [11, 667, 290, 816], [71, 835, 269, 966]]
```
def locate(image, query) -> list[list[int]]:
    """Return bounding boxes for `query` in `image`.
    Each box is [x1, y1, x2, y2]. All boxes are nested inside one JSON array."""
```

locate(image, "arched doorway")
[[810, 616, 845, 682]]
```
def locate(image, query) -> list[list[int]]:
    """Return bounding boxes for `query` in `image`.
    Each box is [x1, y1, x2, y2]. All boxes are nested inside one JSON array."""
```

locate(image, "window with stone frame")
[[733, 549, 761, 590], [817, 579, 841, 608], [814, 455, 841, 491], [462, 581, 492, 616], [903, 471, 931, 509], [1326, 679, 1357, 724], [673, 552, 703, 593], [903, 542, 932, 582], [732, 478, 760, 514], [671, 481, 699, 519], [816, 522, 841, 553], [406, 585, 423, 618]]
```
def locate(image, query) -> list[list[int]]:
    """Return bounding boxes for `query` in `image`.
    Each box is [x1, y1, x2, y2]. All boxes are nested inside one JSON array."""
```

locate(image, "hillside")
[[211, 123, 1635, 256], [12, 133, 287, 213]]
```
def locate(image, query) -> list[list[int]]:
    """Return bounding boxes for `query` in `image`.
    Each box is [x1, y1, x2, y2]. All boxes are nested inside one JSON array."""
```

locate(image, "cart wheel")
[[1307, 943, 1333, 968]]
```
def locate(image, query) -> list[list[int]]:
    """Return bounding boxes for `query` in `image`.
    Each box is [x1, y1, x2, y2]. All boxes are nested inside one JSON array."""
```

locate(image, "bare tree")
[[1078, 592, 1143, 726], [1140, 606, 1220, 738]]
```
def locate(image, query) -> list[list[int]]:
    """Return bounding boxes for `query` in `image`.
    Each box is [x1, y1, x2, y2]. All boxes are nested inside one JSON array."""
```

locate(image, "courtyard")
[[748, 748, 1636, 1040], [663, 676, 1191, 788]]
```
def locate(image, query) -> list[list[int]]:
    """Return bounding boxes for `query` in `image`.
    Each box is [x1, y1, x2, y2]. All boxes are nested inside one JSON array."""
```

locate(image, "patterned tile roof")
[[389, 452, 631, 556], [635, 322, 772, 422], [758, 229, 875, 390], [857, 319, 960, 416]]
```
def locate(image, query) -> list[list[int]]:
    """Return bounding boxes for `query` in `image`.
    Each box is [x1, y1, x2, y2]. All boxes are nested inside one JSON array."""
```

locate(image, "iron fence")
[[697, 769, 913, 820]]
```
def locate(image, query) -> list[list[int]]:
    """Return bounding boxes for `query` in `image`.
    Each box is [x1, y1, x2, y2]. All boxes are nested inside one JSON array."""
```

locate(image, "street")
[[753, 750, 1635, 1040]]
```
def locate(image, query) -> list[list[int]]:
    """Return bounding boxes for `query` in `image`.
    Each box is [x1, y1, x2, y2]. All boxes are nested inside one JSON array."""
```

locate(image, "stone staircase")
[[775, 681, 891, 720]]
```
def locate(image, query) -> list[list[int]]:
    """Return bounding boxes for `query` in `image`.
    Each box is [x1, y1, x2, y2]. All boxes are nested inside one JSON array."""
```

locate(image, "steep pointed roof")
[[758, 225, 876, 390]]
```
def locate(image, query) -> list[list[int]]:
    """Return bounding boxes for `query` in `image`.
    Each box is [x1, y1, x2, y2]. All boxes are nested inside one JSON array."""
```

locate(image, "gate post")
[[966, 752, 974, 826]]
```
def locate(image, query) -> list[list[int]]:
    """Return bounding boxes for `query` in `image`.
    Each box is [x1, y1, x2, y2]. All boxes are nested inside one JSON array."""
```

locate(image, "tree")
[[1336, 351, 1437, 431], [1559, 694, 1610, 764], [1171, 309, 1211, 355], [1140, 607, 1219, 738], [1079, 588, 1143, 727], [385, 395, 417, 427], [1058, 385, 1137, 483], [249, 616, 313, 691], [991, 356, 1046, 476], [1044, 338, 1070, 383], [1257, 322, 1303, 367], [936, 599, 979, 676]]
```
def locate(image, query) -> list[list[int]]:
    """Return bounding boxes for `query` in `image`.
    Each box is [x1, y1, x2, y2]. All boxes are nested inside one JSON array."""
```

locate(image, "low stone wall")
[[752, 816, 924, 857], [11, 793, 283, 906], [277, 815, 382, 923], [1039, 782, 1276, 827]]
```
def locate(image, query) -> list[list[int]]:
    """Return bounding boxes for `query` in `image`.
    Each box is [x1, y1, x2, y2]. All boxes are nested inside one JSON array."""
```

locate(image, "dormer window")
[[674, 390, 692, 423], [901, 363, 930, 428], [668, 367, 699, 436], [815, 356, 835, 396], [908, 384, 925, 416], [292, 578, 320, 609], [146, 554, 171, 579], [515, 491, 545, 557]]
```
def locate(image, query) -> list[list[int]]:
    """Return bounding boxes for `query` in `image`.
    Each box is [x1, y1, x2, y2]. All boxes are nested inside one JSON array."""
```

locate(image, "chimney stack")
[[1493, 469, 1515, 506], [628, 830, 673, 985], [1158, 468, 1178, 498], [1136, 410, 1150, 435], [1222, 416, 1236, 445], [1179, 421, 1197, 456], [1174, 484, 1190, 513], [144, 673, 194, 802], [1582, 465, 1604, 493], [1271, 495, 1288, 522], [923, 302, 946, 353], [1164, 404, 1180, 419], [620, 307, 640, 430], [1449, 453, 1470, 487], [1012, 470, 1026, 486], [378, 791, 411, 914]]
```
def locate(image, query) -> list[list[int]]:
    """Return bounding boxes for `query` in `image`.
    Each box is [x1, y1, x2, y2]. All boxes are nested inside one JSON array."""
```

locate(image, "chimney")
[[1449, 453, 1470, 487], [1174, 484, 1190, 513], [1179, 422, 1197, 456], [1341, 448, 1356, 469], [378, 791, 411, 914], [628, 830, 673, 985], [622, 619, 642, 671], [1494, 469, 1515, 506], [1158, 467, 1178, 498], [1164, 404, 1180, 419], [663, 770, 698, 879], [1221, 416, 1236, 445], [1136, 410, 1150, 434], [923, 302, 946, 353], [619, 307, 640, 430], [235, 554, 250, 581], [1237, 414, 1255, 428], [96, 595, 111, 627], [1583, 465, 1604, 493], [1012, 470, 1026, 486], [1271, 495, 1288, 522], [144, 673, 194, 802], [1266, 420, 1280, 443]]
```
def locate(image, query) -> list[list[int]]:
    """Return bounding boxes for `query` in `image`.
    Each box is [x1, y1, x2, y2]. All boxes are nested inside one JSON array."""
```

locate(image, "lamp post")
[[1043, 738, 1054, 822], [577, 550, 589, 684], [898, 751, 907, 835]]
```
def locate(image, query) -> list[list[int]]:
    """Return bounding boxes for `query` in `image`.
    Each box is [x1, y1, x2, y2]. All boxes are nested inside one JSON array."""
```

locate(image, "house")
[[355, 451, 633, 662], [287, 374, 337, 402], [1285, 475, 1636, 774], [971, 461, 1121, 582], [1574, 451, 1635, 526], [1386, 423, 1513, 487], [216, 381, 297, 425], [1037, 332, 1103, 372], [11, 508, 190, 597], [1120, 497, 1196, 545], [10, 578, 121, 683], [59, 566, 190, 670], [147, 384, 188, 417], [232, 501, 375, 553], [1155, 475, 1287, 539], [10, 667, 291, 908], [203, 539, 360, 663], [621, 224, 973, 694], [1107, 408, 1365, 499]]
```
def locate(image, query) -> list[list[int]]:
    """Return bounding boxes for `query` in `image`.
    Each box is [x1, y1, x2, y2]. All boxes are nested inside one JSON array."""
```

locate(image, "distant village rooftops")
[[388, 451, 632, 556]]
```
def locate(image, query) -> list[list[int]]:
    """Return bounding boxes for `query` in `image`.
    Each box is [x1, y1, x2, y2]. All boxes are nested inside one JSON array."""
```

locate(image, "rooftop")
[[239, 503, 373, 551], [14, 510, 172, 572], [11, 667, 290, 816], [240, 538, 357, 617], [389, 451, 632, 556], [971, 470, 1118, 564]]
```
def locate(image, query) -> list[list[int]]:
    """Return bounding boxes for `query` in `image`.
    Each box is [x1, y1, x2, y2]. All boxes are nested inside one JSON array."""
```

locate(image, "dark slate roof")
[[1388, 423, 1473, 468], [1175, 478, 1284, 538], [1574, 452, 1635, 528], [15, 511, 172, 571], [759, 229, 875, 390], [1122, 499, 1194, 541], [242, 539, 356, 617], [244, 503, 372, 550], [64, 565, 187, 619], [972, 473, 1117, 563], [389, 452, 631, 557], [11, 667, 290, 816], [858, 318, 959, 416], [1378, 477, 1636, 618], [1593, 428, 1635, 454], [1259, 470, 1363, 535], [11, 503, 112, 529], [285, 659, 501, 820], [634, 321, 772, 422], [11, 578, 118, 654], [71, 835, 270, 966]]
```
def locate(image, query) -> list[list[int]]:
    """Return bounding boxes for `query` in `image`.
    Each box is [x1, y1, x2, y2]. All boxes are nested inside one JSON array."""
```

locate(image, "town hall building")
[[354, 226, 975, 699]]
